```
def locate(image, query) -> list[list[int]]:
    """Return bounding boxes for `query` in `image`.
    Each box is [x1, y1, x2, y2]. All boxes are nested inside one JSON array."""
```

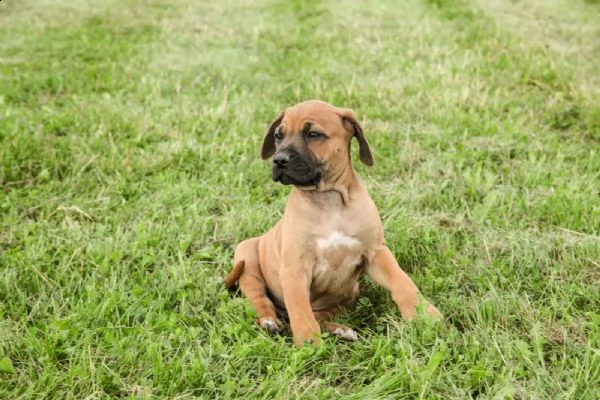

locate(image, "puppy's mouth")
[[271, 156, 322, 187], [273, 169, 321, 187]]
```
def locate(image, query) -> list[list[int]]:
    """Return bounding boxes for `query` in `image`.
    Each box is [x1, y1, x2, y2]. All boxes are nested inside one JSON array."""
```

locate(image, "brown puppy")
[[225, 100, 441, 346]]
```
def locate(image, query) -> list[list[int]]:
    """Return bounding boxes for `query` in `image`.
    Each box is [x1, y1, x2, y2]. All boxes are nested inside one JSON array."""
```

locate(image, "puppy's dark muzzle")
[[272, 150, 321, 186]]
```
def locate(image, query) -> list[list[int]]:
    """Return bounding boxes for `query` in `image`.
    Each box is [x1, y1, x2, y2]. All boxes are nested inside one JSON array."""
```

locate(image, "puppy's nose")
[[273, 152, 291, 167]]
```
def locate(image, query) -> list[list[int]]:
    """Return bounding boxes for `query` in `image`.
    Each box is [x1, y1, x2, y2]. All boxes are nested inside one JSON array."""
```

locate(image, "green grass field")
[[1, 0, 599, 398]]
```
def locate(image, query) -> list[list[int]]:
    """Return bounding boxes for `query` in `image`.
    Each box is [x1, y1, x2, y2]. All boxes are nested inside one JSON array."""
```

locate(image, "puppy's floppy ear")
[[338, 108, 374, 166], [261, 112, 284, 160]]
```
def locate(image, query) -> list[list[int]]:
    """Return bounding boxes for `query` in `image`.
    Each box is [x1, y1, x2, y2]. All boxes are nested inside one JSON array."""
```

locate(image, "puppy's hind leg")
[[230, 237, 284, 334]]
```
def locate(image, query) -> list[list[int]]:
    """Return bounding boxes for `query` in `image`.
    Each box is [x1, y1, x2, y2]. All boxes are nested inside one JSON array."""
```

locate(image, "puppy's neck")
[[295, 164, 358, 206]]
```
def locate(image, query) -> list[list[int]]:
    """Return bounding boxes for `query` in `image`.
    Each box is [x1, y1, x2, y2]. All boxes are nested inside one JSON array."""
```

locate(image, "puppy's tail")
[[224, 259, 245, 290]]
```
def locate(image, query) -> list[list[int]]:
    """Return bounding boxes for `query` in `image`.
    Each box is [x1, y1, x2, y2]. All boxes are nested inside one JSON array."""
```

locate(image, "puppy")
[[225, 100, 441, 345]]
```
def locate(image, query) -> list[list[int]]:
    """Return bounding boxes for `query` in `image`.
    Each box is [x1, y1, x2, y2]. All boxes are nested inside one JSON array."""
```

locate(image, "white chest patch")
[[316, 231, 361, 250], [313, 231, 363, 277]]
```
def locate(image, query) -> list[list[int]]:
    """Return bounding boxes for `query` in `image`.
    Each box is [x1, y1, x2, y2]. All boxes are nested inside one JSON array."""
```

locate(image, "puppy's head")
[[260, 100, 373, 188]]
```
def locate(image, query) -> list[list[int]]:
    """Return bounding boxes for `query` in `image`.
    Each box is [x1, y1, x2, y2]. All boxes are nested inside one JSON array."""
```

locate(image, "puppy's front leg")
[[280, 266, 320, 346], [367, 246, 441, 319]]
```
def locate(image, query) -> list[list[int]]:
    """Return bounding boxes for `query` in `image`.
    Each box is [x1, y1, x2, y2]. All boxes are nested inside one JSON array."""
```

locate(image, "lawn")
[[1, 0, 599, 398]]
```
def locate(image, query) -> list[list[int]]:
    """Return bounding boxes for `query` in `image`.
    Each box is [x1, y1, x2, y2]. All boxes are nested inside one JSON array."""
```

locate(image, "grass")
[[1, 0, 599, 398]]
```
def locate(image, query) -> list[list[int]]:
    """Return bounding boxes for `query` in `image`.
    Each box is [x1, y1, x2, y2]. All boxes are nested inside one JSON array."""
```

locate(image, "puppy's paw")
[[426, 304, 442, 318], [399, 294, 443, 322], [258, 317, 284, 334], [292, 325, 322, 346], [413, 300, 443, 322], [331, 326, 359, 342]]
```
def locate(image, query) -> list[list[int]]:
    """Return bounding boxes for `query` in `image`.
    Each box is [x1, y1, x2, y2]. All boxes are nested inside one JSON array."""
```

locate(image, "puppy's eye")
[[304, 131, 325, 140], [273, 131, 283, 142]]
